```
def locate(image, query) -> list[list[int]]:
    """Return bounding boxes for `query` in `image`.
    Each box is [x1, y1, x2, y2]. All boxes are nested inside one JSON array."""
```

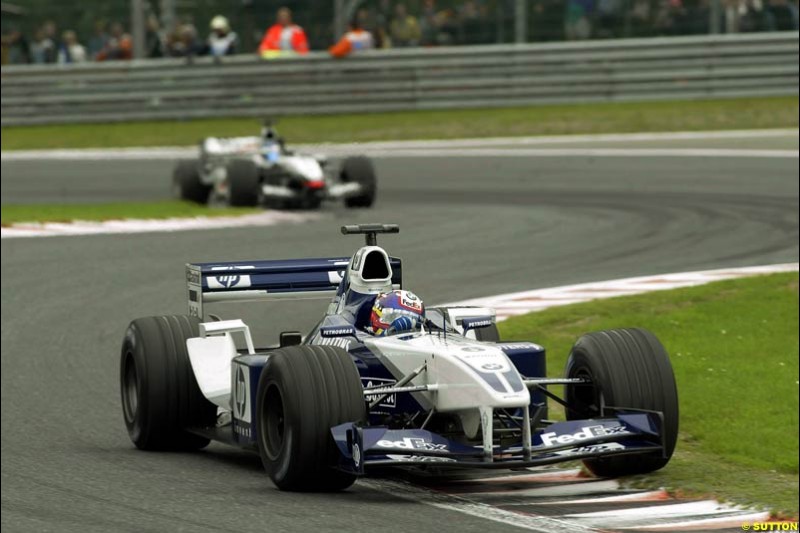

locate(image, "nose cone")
[[374, 334, 531, 412]]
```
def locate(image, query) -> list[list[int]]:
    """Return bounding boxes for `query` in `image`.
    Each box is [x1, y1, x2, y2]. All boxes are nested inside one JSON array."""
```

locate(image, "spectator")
[[531, 0, 564, 41], [738, 0, 771, 32], [207, 15, 239, 57], [57, 30, 87, 63], [458, 1, 492, 44], [628, 0, 654, 36], [420, 0, 439, 44], [30, 26, 57, 63], [765, 0, 799, 29], [168, 22, 204, 58], [419, 0, 458, 45], [88, 20, 110, 60], [42, 20, 59, 62], [374, 0, 394, 47], [96, 22, 132, 61], [390, 3, 421, 47], [258, 7, 309, 58], [433, 8, 459, 45], [145, 14, 165, 58], [329, 16, 374, 58], [1, 29, 31, 64], [564, 0, 594, 40], [595, 0, 625, 38], [354, 7, 386, 47]]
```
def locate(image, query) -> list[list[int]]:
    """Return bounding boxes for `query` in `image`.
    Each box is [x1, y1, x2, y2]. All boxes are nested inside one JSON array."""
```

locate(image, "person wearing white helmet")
[[207, 15, 238, 57]]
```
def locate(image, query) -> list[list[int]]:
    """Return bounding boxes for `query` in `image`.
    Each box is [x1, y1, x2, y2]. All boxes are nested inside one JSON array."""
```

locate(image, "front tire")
[[227, 159, 260, 207], [565, 328, 678, 477], [340, 156, 376, 208], [256, 345, 366, 491], [120, 315, 217, 450]]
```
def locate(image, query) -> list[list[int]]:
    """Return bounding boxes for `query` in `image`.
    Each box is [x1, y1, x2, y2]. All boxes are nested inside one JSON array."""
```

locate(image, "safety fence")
[[1, 31, 797, 126]]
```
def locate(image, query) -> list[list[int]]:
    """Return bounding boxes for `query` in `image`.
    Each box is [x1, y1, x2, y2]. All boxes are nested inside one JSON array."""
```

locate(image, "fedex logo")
[[375, 438, 447, 451], [540, 425, 627, 447]]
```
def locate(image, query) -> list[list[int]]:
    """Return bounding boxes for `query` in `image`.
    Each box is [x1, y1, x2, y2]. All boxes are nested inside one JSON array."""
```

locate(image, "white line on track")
[[620, 512, 773, 531], [369, 148, 798, 158], [456, 479, 622, 500], [5, 147, 795, 160], [312, 128, 799, 150], [444, 263, 800, 321], [0, 211, 320, 239], [538, 490, 670, 505], [361, 479, 601, 532], [565, 501, 762, 529], [446, 468, 585, 484], [2, 128, 796, 161]]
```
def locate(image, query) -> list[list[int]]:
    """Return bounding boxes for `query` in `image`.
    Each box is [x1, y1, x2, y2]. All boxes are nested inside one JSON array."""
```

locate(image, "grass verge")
[[499, 272, 799, 515], [1, 201, 261, 225], [2, 97, 797, 150]]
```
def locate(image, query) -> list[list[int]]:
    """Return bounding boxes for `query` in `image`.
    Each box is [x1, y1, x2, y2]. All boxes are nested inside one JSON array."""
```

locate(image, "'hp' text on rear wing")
[[186, 256, 402, 318]]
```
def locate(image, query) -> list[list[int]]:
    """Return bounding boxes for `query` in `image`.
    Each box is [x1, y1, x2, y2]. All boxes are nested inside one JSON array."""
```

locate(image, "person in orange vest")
[[258, 7, 309, 58], [328, 17, 374, 58]]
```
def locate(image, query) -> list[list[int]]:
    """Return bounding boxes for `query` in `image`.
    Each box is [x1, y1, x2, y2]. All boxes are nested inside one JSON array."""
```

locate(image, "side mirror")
[[320, 325, 357, 338], [460, 316, 494, 336], [279, 331, 302, 347]]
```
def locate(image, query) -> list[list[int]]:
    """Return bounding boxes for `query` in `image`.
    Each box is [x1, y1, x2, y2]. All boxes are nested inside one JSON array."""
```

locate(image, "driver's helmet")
[[370, 290, 424, 336], [260, 126, 280, 162], [261, 123, 278, 140]]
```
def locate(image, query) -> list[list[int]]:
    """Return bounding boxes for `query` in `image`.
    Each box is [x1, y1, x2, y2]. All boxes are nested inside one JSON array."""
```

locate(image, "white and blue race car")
[[119, 224, 679, 491]]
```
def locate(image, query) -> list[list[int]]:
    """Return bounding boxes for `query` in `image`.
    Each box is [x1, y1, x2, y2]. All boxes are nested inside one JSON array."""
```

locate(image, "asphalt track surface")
[[2, 144, 798, 532]]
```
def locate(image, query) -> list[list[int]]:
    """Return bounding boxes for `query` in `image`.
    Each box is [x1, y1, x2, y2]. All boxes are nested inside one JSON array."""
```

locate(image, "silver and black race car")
[[172, 123, 376, 209], [120, 224, 679, 491]]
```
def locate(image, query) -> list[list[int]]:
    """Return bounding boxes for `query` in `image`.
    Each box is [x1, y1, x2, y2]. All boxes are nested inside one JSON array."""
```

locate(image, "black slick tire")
[[120, 315, 218, 450], [256, 345, 366, 491], [340, 156, 376, 208], [173, 159, 210, 204], [564, 328, 679, 477]]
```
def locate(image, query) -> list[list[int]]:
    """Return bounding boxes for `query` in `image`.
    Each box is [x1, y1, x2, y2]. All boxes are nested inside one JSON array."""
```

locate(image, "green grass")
[[499, 273, 799, 515], [0, 201, 260, 225], [2, 97, 797, 150]]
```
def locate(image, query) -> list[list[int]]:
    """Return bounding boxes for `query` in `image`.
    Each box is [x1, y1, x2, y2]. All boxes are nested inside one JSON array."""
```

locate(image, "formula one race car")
[[172, 123, 376, 209], [119, 224, 679, 491]]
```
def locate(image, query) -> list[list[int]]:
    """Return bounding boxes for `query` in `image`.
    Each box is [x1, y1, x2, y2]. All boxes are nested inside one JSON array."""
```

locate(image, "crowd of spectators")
[[561, 0, 799, 40], [1, 15, 239, 65], [2, 0, 798, 65]]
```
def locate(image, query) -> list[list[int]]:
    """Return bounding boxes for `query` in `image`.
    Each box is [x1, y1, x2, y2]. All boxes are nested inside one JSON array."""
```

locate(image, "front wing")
[[331, 412, 664, 474]]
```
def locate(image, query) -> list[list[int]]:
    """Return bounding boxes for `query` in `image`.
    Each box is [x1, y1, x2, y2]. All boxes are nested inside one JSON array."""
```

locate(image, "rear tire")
[[256, 345, 366, 491], [227, 159, 260, 207], [564, 328, 678, 477], [340, 156, 376, 208], [120, 315, 218, 450], [173, 159, 210, 204]]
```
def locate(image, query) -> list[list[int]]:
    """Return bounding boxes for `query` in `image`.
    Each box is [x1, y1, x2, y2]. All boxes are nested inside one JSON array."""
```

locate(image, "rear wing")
[[186, 256, 402, 318]]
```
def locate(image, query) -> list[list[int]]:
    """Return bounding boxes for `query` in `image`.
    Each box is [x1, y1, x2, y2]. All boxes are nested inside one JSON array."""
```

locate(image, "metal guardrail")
[[1, 32, 797, 126]]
